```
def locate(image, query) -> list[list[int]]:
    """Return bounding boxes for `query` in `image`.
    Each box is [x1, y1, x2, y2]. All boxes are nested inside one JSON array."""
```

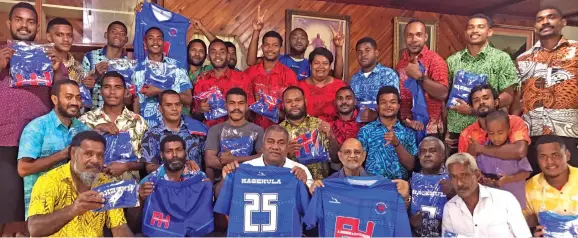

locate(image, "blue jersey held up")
[[279, 54, 310, 81], [134, 2, 189, 69], [214, 164, 309, 237], [303, 176, 412, 237]]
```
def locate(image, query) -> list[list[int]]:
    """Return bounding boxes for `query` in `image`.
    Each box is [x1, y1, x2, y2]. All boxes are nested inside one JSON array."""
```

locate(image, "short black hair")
[[226, 87, 247, 102], [51, 79, 79, 97], [262, 31, 283, 46], [107, 21, 127, 33], [46, 17, 72, 33], [308, 47, 334, 65], [468, 13, 494, 28], [209, 38, 226, 50], [101, 71, 126, 89], [282, 86, 305, 100], [290, 28, 307, 36], [335, 86, 354, 97], [160, 134, 186, 152], [69, 131, 106, 158], [145, 27, 164, 38], [356, 37, 377, 50], [158, 90, 180, 105], [486, 110, 510, 127], [536, 6, 564, 18], [535, 134, 567, 151], [224, 41, 236, 50], [9, 2, 38, 21], [188, 39, 207, 53], [404, 18, 427, 32], [469, 84, 499, 104], [376, 86, 400, 104]]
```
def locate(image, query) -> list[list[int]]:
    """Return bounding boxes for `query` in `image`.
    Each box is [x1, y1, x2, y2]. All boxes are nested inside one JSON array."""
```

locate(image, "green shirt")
[[189, 64, 214, 85], [446, 44, 518, 133]]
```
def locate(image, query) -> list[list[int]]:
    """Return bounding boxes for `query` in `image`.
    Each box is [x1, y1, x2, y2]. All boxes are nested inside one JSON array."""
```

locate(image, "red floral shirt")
[[329, 110, 363, 145], [299, 78, 347, 122]]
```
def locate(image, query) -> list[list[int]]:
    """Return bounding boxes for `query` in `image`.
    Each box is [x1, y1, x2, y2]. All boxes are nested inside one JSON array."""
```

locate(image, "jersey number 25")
[[244, 193, 278, 232]]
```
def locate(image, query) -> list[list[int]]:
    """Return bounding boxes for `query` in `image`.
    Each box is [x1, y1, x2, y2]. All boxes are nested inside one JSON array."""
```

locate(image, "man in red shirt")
[[330, 87, 362, 146], [193, 39, 252, 127], [244, 31, 297, 129], [395, 19, 448, 139]]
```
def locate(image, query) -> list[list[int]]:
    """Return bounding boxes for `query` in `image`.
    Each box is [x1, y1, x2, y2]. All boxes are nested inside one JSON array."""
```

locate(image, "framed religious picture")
[[489, 24, 536, 60], [285, 10, 351, 80], [393, 17, 438, 67]]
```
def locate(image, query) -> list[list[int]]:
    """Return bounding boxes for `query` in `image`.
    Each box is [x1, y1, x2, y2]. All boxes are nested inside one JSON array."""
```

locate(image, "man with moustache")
[[132, 27, 193, 128], [27, 131, 133, 237], [187, 39, 211, 84], [224, 42, 239, 70], [445, 14, 518, 153], [193, 39, 252, 127], [442, 153, 530, 237], [395, 19, 448, 137], [0, 3, 67, 233], [17, 80, 89, 220], [515, 7, 578, 175], [330, 86, 362, 147], [47, 17, 83, 84], [205, 88, 264, 180]]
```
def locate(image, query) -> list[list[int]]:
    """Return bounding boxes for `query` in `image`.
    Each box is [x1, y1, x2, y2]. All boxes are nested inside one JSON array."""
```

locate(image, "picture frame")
[[285, 10, 351, 80], [489, 24, 536, 60], [393, 17, 438, 67]]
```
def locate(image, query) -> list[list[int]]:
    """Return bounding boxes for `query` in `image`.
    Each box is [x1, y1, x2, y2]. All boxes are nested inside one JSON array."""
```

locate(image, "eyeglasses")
[[340, 150, 362, 156]]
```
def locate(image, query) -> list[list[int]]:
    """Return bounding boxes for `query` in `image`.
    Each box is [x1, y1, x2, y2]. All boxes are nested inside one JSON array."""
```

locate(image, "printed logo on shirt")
[[169, 28, 177, 36], [299, 72, 308, 78], [375, 202, 387, 215], [150, 211, 171, 229], [334, 216, 375, 237], [329, 197, 341, 204], [257, 172, 267, 177]]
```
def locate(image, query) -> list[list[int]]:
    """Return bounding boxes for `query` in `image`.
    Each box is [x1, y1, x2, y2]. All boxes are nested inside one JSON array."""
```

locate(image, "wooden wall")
[[164, 0, 534, 78]]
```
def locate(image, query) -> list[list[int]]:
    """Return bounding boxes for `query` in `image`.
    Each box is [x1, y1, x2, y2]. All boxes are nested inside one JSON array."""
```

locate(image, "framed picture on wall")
[[489, 24, 535, 60], [393, 17, 438, 67], [285, 10, 350, 80]]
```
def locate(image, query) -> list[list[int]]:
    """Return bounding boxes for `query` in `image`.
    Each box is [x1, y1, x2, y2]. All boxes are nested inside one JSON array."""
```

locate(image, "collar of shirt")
[[460, 43, 491, 61], [450, 183, 491, 208], [402, 45, 430, 61], [255, 60, 285, 76], [333, 109, 359, 123], [532, 37, 570, 52], [537, 165, 578, 192], [284, 114, 314, 128], [153, 164, 203, 181], [373, 118, 404, 131], [206, 67, 233, 80], [159, 117, 187, 132], [59, 162, 107, 185], [48, 110, 84, 130], [354, 63, 385, 78], [91, 107, 135, 123], [100, 46, 128, 59], [335, 168, 369, 178], [190, 65, 213, 77]]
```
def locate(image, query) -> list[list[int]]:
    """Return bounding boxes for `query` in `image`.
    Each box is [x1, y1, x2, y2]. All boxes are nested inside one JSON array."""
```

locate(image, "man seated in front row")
[[27, 131, 133, 237]]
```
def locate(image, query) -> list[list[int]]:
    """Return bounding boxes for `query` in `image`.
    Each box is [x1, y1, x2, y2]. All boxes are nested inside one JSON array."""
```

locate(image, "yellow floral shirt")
[[28, 163, 127, 237], [64, 53, 84, 84]]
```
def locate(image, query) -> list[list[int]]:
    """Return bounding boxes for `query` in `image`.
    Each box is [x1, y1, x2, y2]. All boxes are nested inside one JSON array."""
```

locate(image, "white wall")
[[562, 26, 578, 40]]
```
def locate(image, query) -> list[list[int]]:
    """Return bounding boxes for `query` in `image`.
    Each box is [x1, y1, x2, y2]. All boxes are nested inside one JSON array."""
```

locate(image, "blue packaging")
[[356, 101, 377, 123], [443, 230, 458, 237], [295, 129, 329, 165], [539, 211, 578, 238], [143, 60, 177, 90], [220, 136, 254, 157], [79, 84, 92, 108], [447, 70, 488, 107], [249, 93, 281, 123], [8, 40, 54, 88], [103, 131, 137, 164], [93, 180, 139, 212], [194, 87, 227, 121], [410, 173, 449, 220]]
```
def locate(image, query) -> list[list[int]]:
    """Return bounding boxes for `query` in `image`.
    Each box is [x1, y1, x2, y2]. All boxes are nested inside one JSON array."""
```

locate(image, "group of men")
[[0, 1, 577, 237]]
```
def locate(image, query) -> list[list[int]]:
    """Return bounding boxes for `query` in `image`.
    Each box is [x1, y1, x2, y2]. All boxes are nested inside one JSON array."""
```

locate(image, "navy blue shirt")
[[279, 54, 310, 81]]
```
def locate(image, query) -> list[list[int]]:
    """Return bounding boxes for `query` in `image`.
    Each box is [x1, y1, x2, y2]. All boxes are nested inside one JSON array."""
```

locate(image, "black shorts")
[[0, 146, 24, 223], [527, 136, 578, 177]]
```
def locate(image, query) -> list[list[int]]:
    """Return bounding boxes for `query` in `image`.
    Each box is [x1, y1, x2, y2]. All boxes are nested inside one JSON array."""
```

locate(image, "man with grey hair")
[[442, 152, 530, 237]]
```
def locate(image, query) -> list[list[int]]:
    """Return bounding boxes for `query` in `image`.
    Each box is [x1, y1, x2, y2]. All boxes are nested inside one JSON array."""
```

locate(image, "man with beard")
[[350, 37, 400, 123], [330, 87, 362, 146], [357, 86, 417, 180], [395, 19, 448, 137], [27, 131, 133, 237], [79, 71, 148, 181], [458, 84, 530, 160], [82, 21, 129, 109], [442, 153, 530, 237], [0, 2, 67, 234], [279, 86, 338, 180], [445, 14, 518, 153], [205, 88, 264, 180], [515, 7, 578, 175], [224, 41, 239, 70], [132, 27, 193, 128], [187, 39, 211, 84], [17, 80, 89, 220], [244, 30, 298, 129], [193, 39, 252, 127], [47, 18, 83, 84]]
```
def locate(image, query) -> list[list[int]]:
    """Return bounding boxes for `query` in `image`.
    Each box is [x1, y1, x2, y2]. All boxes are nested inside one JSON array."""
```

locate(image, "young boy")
[[476, 110, 532, 208]]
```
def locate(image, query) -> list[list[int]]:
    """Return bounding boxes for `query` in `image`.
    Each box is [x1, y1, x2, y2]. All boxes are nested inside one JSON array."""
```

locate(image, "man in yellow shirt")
[[27, 131, 133, 237], [524, 135, 578, 236]]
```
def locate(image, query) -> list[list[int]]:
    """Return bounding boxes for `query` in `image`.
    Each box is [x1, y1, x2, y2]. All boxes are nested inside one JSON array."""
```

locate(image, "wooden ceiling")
[[321, 0, 578, 25]]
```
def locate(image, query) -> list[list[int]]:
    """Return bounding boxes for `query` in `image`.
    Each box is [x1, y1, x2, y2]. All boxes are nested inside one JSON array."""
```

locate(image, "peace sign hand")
[[330, 23, 344, 47], [253, 6, 267, 31]]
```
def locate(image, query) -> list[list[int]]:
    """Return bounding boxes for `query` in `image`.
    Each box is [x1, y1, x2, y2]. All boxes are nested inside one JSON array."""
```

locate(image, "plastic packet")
[[103, 131, 137, 164], [8, 40, 54, 87], [194, 86, 227, 120], [93, 180, 139, 212], [107, 59, 136, 95], [250, 93, 281, 123], [79, 84, 92, 108], [183, 116, 208, 137], [355, 101, 377, 123], [447, 70, 488, 107], [410, 173, 449, 220], [294, 129, 329, 165], [219, 127, 257, 157], [143, 60, 177, 90], [539, 211, 578, 237]]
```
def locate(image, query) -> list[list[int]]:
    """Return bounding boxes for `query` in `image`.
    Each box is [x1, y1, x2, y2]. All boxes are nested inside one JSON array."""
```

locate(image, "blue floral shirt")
[[82, 46, 129, 109], [141, 117, 208, 167], [17, 110, 89, 218], [350, 63, 400, 102], [140, 164, 206, 184], [357, 120, 417, 180], [132, 57, 192, 128]]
